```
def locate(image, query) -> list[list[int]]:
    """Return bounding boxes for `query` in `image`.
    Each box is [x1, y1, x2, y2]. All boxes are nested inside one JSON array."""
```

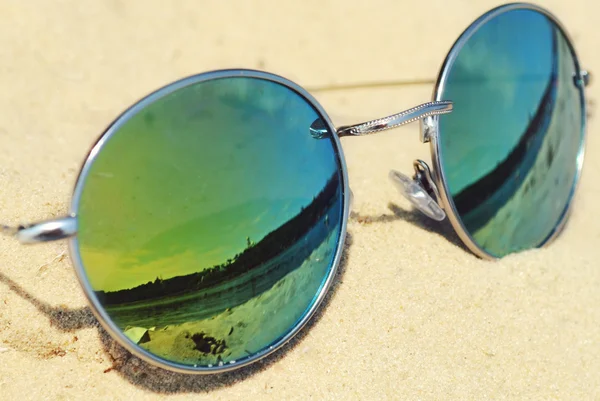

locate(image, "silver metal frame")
[[430, 2, 588, 260], [68, 69, 352, 374], [15, 216, 76, 244], [2, 1, 589, 374], [337, 101, 453, 137]]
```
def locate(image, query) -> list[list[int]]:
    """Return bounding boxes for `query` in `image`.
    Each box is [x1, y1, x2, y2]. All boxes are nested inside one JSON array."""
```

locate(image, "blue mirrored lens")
[[76, 75, 345, 369], [438, 8, 585, 257]]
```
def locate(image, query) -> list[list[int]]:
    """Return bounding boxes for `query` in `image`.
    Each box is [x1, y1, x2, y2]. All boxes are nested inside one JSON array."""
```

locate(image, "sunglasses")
[[2, 3, 589, 374]]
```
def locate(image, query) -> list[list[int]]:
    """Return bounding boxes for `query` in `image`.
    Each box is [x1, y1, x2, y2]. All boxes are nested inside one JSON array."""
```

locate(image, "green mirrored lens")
[[75, 75, 345, 370], [438, 9, 585, 257]]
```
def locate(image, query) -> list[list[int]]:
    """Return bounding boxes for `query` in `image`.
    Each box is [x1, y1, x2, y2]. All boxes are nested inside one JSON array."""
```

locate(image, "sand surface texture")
[[1, 1, 598, 399]]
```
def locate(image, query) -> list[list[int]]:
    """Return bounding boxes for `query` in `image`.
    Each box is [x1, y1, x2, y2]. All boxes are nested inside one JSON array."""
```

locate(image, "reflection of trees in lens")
[[440, 11, 555, 196], [453, 27, 559, 232], [96, 171, 341, 321]]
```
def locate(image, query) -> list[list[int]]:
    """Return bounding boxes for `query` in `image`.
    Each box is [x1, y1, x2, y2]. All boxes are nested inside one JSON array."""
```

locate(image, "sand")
[[0, 1, 599, 399]]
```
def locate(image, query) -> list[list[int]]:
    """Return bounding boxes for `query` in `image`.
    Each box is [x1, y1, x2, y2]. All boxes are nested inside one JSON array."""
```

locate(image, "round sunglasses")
[[2, 3, 589, 374]]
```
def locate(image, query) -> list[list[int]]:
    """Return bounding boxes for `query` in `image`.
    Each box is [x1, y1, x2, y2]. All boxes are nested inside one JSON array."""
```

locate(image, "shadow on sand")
[[350, 202, 471, 254]]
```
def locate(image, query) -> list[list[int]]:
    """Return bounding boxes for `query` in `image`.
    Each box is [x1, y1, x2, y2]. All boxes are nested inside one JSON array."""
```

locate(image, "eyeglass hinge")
[[13, 216, 77, 244]]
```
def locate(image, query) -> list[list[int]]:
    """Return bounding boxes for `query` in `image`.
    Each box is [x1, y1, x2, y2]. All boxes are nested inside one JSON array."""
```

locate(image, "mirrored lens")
[[75, 75, 345, 369], [438, 9, 585, 257]]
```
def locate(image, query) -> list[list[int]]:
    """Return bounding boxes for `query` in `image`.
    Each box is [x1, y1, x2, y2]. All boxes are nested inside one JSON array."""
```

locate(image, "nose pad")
[[389, 160, 446, 221]]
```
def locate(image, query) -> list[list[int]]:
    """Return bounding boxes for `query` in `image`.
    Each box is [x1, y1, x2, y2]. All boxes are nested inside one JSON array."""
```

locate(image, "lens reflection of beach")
[[140, 228, 338, 367], [97, 176, 342, 367], [453, 29, 582, 256]]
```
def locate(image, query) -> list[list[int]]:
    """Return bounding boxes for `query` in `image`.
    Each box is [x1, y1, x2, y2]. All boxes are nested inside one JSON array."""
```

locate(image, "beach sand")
[[1, 1, 599, 399]]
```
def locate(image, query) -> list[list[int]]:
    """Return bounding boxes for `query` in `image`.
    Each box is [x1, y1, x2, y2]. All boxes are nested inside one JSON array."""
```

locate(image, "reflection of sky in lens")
[[440, 10, 553, 194], [77, 77, 341, 292]]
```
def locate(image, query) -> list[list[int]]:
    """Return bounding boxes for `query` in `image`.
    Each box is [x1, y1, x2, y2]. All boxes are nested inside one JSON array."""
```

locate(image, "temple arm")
[[1, 216, 76, 244]]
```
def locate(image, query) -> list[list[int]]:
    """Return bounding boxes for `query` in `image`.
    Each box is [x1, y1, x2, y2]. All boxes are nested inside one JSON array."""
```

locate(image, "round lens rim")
[[67, 69, 351, 374], [430, 3, 588, 260]]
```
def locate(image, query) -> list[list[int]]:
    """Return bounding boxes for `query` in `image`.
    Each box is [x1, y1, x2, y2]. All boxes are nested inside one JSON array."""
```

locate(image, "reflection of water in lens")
[[138, 209, 341, 366], [452, 30, 559, 233], [438, 9, 584, 257], [471, 30, 582, 255], [76, 75, 345, 368], [106, 185, 341, 330]]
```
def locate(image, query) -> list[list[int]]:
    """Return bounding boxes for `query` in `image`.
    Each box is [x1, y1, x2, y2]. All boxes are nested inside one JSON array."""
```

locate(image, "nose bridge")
[[336, 100, 453, 222], [336, 100, 453, 137]]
